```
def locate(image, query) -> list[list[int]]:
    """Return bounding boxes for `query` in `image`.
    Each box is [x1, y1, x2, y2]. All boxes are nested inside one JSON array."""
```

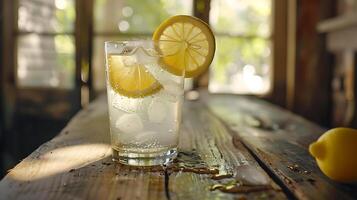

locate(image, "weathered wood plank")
[[175, 101, 285, 199], [0, 95, 286, 200], [204, 92, 357, 200]]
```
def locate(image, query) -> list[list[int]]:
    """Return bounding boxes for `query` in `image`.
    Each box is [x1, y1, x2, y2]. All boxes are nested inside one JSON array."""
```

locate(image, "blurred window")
[[17, 0, 75, 89], [14, 0, 272, 94], [208, 0, 272, 94]]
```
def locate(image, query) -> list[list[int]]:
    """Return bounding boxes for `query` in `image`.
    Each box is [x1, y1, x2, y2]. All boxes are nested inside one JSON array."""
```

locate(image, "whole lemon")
[[309, 127, 357, 182]]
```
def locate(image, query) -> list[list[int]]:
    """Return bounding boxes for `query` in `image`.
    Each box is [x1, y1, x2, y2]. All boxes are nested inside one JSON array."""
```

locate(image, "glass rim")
[[105, 39, 171, 57], [105, 40, 160, 46]]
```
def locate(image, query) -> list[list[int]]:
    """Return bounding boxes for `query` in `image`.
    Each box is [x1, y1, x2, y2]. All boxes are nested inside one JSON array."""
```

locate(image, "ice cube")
[[148, 100, 167, 123], [122, 55, 137, 66], [144, 63, 166, 82], [135, 48, 157, 64], [133, 131, 158, 144], [164, 82, 184, 96], [157, 129, 178, 146], [115, 113, 143, 133], [116, 132, 134, 144], [158, 90, 178, 103], [144, 63, 182, 85], [112, 96, 149, 113]]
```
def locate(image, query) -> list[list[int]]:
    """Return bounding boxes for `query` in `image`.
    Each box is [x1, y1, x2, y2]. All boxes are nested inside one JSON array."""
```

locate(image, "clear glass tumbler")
[[105, 40, 184, 166]]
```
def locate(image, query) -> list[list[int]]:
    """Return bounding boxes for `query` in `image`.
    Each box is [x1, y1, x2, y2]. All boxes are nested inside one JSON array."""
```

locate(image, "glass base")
[[112, 147, 177, 166]]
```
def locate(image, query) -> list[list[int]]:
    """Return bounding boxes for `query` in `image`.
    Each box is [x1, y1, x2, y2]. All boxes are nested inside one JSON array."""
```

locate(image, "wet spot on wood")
[[287, 164, 300, 173], [287, 163, 311, 175], [111, 151, 220, 175], [210, 180, 272, 194], [211, 173, 233, 180]]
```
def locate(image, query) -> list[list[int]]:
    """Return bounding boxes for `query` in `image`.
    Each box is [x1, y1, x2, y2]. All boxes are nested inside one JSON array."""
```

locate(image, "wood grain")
[[0, 95, 286, 200], [203, 92, 357, 200]]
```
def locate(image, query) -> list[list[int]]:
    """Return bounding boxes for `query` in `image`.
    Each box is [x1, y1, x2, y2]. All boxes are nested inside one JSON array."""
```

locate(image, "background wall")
[[287, 0, 335, 127]]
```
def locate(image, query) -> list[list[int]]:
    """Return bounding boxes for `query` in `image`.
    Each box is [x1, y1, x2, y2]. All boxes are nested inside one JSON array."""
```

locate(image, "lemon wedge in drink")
[[108, 54, 162, 98], [153, 15, 216, 77]]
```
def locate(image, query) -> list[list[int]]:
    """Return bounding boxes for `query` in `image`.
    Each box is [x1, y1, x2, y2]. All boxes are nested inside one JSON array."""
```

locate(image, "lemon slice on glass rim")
[[153, 15, 216, 78]]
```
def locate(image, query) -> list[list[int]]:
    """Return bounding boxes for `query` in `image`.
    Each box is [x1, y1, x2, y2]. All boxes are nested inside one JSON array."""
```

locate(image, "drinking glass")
[[105, 40, 184, 166]]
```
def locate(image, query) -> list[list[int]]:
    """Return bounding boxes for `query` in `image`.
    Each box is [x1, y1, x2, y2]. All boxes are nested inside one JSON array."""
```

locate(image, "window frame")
[[1, 0, 85, 120]]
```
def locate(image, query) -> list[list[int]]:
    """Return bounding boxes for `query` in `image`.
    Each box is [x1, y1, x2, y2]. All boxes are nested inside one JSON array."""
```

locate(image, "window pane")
[[210, 0, 271, 37], [17, 34, 75, 88], [18, 0, 75, 33], [94, 0, 192, 33], [209, 36, 271, 94]]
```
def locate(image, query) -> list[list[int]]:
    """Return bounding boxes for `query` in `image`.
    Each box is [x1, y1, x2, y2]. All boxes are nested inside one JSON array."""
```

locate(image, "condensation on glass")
[[17, 0, 75, 89], [208, 0, 272, 94]]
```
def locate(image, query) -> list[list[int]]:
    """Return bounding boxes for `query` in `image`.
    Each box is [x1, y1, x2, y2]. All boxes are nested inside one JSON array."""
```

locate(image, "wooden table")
[[1, 91, 356, 200]]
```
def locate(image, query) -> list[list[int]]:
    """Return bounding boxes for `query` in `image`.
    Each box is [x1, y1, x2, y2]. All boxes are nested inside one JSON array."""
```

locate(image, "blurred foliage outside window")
[[17, 0, 75, 89], [209, 0, 271, 94]]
